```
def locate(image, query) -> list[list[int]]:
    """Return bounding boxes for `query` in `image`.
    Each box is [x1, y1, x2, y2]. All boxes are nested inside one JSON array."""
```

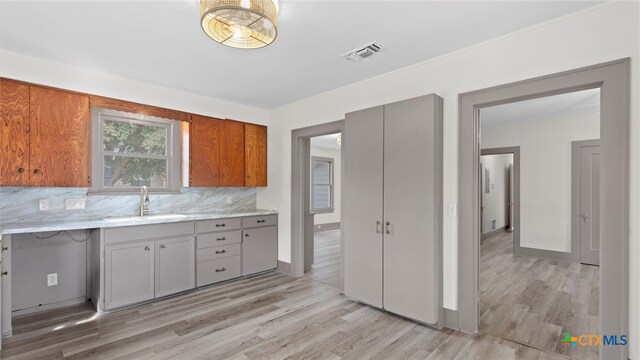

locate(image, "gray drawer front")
[[104, 222, 195, 244], [197, 243, 241, 262], [196, 218, 241, 233], [197, 230, 241, 248], [242, 215, 278, 229], [197, 256, 241, 286]]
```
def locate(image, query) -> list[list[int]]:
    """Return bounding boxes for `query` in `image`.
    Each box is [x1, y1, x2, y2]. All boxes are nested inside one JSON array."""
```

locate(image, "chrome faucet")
[[140, 185, 150, 216]]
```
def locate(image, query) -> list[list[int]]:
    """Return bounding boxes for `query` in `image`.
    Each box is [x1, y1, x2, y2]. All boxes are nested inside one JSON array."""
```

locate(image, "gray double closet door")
[[343, 94, 443, 325]]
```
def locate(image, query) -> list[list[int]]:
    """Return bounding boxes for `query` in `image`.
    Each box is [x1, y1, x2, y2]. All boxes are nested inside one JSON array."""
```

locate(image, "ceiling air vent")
[[342, 41, 386, 62]]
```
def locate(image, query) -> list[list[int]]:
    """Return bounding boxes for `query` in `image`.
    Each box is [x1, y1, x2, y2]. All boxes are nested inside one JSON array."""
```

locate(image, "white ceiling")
[[481, 88, 600, 126], [311, 133, 342, 150], [0, 1, 603, 109]]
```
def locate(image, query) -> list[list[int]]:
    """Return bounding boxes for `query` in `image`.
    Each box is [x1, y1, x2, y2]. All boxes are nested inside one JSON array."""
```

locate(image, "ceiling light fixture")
[[200, 0, 279, 49]]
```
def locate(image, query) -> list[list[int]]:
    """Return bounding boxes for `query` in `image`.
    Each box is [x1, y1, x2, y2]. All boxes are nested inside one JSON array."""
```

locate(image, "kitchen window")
[[312, 156, 334, 213], [92, 108, 181, 192]]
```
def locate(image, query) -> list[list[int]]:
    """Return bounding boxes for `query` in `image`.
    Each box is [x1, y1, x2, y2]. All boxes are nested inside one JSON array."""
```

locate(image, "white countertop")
[[0, 209, 278, 236]]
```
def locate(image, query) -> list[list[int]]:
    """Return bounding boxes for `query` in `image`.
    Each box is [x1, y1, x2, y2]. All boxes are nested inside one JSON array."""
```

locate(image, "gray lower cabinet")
[[155, 237, 195, 298], [242, 226, 278, 276], [105, 241, 155, 309]]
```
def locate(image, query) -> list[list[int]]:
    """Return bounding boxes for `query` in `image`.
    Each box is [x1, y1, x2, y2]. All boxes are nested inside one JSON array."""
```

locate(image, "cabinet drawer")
[[197, 230, 241, 248], [242, 215, 277, 228], [105, 222, 194, 244], [196, 218, 241, 233], [196, 256, 241, 287], [197, 243, 241, 262]]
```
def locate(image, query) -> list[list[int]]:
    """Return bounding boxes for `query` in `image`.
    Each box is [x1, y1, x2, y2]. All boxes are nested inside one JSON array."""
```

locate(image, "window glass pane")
[[103, 119, 167, 156], [103, 156, 167, 187], [313, 184, 331, 209], [313, 161, 330, 185]]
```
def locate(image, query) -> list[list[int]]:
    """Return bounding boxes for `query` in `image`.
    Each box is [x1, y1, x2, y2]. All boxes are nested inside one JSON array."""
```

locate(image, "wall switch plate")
[[448, 203, 458, 217], [65, 198, 86, 210], [39, 199, 50, 211], [47, 273, 58, 287], [226, 196, 233, 205]]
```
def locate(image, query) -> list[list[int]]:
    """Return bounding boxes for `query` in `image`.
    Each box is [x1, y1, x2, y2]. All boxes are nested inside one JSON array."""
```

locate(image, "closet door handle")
[[385, 221, 391, 235], [375, 221, 381, 234]]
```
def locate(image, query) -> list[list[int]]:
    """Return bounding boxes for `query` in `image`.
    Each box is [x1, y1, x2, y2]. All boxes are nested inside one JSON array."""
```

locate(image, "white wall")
[[256, 3, 639, 357], [310, 146, 341, 226], [481, 154, 512, 235], [482, 113, 599, 252], [0, 50, 269, 126]]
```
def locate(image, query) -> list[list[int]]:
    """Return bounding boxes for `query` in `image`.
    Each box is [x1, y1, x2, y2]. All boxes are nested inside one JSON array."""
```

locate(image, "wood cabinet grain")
[[0, 79, 30, 186], [220, 120, 245, 187], [29, 86, 90, 187], [90, 95, 190, 122], [244, 123, 267, 187], [189, 114, 221, 187]]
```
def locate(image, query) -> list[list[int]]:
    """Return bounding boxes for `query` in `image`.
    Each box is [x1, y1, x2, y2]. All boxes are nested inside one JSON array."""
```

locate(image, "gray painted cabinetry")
[[343, 94, 443, 325]]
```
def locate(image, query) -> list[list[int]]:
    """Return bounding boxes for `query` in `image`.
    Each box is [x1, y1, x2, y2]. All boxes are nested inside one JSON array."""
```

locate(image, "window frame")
[[91, 108, 181, 193], [311, 156, 334, 213]]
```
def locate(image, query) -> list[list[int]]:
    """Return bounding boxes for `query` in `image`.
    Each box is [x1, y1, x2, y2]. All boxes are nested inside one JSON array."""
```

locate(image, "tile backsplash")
[[0, 187, 257, 224]]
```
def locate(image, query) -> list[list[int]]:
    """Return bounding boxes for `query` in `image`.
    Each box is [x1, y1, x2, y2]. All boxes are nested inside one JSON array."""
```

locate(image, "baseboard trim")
[[277, 260, 292, 275], [11, 297, 87, 317], [514, 246, 577, 263], [314, 222, 341, 232], [481, 226, 507, 243], [443, 308, 459, 330]]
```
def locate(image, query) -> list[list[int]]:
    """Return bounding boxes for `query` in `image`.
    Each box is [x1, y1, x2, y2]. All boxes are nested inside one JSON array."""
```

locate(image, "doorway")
[[458, 59, 629, 360]]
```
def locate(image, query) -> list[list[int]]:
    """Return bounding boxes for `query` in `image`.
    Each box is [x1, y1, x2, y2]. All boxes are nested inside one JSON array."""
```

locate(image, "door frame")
[[290, 120, 344, 285], [480, 147, 519, 249], [458, 59, 629, 359], [572, 139, 601, 266]]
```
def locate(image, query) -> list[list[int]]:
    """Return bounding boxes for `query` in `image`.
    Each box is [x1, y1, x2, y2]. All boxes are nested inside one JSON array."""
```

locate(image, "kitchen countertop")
[[0, 209, 278, 236]]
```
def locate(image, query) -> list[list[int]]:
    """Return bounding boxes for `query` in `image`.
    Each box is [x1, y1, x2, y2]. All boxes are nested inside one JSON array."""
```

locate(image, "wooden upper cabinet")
[[29, 86, 90, 187], [0, 79, 30, 186], [189, 114, 221, 187], [244, 123, 267, 187], [219, 120, 245, 187]]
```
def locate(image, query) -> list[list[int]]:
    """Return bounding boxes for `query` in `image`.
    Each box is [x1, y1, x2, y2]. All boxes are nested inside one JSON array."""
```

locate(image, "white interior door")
[[383, 95, 441, 324], [343, 106, 384, 307], [580, 143, 600, 266]]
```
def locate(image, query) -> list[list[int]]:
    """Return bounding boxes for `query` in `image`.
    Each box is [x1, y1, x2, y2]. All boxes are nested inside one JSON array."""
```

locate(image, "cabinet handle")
[[18, 167, 25, 173], [160, 244, 166, 249], [144, 246, 150, 251], [216, 223, 226, 227], [245, 233, 249, 237], [215, 250, 226, 254], [1, 246, 8, 252], [33, 169, 41, 174], [376, 221, 381, 234], [0, 271, 7, 277], [257, 219, 266, 223], [216, 237, 226, 241], [385, 221, 392, 235], [215, 267, 226, 272]]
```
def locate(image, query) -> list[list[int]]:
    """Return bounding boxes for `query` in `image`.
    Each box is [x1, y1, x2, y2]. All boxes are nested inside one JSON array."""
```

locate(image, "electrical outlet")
[[47, 273, 58, 287], [39, 199, 50, 211], [448, 203, 458, 217], [65, 198, 86, 210], [226, 195, 233, 205]]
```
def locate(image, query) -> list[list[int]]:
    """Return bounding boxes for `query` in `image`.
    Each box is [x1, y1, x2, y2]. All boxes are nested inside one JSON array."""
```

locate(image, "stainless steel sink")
[[102, 214, 188, 224]]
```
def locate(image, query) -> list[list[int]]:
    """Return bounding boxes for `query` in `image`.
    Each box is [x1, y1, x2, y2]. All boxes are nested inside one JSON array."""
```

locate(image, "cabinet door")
[[383, 95, 442, 324], [0, 79, 30, 186], [155, 237, 195, 298], [343, 106, 384, 308], [105, 241, 155, 309], [219, 120, 245, 187], [241, 226, 277, 276], [29, 86, 90, 187], [190, 114, 221, 187], [244, 123, 267, 187]]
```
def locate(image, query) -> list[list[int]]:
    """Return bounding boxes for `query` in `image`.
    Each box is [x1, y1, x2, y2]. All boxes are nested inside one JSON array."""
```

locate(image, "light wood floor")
[[1, 270, 568, 359], [480, 231, 599, 360], [308, 229, 341, 288]]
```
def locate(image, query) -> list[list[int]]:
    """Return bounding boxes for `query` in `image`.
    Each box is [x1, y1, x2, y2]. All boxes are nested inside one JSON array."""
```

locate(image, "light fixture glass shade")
[[200, 0, 278, 49]]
